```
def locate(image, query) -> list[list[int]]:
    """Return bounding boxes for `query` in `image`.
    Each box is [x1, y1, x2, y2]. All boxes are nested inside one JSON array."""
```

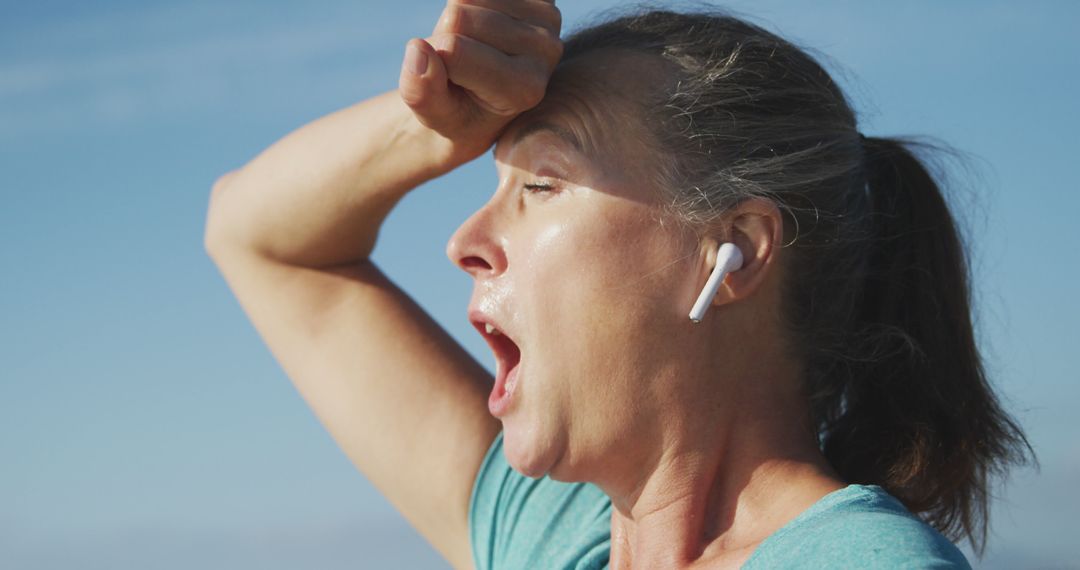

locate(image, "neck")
[[602, 378, 845, 569]]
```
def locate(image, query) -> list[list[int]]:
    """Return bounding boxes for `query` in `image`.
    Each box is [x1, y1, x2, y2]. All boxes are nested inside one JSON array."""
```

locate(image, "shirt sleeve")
[[469, 431, 612, 570]]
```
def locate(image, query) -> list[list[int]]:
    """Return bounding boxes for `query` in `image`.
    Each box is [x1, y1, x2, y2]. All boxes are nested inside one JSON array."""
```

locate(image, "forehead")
[[499, 120, 585, 157], [493, 49, 669, 170], [492, 92, 604, 165]]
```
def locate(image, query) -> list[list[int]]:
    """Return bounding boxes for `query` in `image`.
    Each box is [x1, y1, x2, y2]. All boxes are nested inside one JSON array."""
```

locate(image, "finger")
[[398, 38, 458, 128], [446, 0, 561, 34], [439, 3, 561, 62], [428, 33, 549, 115]]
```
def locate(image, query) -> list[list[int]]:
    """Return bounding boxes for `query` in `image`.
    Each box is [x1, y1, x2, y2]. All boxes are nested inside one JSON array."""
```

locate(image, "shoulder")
[[743, 485, 972, 569], [469, 431, 612, 570]]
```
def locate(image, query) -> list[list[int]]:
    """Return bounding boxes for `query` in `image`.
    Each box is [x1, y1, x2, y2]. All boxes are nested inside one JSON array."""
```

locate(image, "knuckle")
[[525, 24, 561, 66], [518, 93, 540, 110], [541, 30, 564, 63], [532, 22, 554, 43], [518, 74, 547, 108], [441, 4, 471, 36], [441, 33, 467, 68], [547, 4, 563, 31], [426, 32, 452, 51], [530, 2, 561, 32]]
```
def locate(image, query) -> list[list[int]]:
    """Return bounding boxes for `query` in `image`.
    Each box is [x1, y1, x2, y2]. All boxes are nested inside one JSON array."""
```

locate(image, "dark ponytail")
[[820, 136, 1035, 553], [560, 7, 1035, 555]]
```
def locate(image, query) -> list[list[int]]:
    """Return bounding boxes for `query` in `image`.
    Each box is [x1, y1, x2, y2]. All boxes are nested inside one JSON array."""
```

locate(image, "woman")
[[204, 2, 1033, 568]]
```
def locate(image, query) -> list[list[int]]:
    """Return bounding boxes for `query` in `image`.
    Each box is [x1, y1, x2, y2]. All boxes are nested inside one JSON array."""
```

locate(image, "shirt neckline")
[[740, 483, 890, 567]]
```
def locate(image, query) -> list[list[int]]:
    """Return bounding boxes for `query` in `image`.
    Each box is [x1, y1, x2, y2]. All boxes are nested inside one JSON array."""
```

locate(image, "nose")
[[446, 201, 507, 279]]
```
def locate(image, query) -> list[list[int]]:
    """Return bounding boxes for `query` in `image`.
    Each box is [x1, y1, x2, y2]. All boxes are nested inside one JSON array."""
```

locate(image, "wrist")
[[411, 115, 497, 175], [389, 89, 499, 175]]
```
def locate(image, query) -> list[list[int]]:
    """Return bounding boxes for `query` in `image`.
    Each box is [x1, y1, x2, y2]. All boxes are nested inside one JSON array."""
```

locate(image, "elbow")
[[203, 170, 239, 257]]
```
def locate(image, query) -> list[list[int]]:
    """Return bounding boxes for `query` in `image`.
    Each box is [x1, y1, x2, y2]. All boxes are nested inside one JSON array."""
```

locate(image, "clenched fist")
[[398, 0, 563, 162]]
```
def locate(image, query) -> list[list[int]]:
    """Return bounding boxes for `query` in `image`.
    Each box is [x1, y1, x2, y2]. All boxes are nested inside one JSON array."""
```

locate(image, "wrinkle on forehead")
[[494, 49, 674, 181], [493, 84, 608, 169]]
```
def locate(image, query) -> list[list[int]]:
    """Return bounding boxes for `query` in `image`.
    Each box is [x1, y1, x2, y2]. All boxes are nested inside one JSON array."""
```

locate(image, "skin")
[[207, 2, 848, 566], [447, 50, 848, 569]]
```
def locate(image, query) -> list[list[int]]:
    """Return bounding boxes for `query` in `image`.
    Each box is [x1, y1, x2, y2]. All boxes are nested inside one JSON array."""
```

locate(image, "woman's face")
[[447, 53, 707, 480]]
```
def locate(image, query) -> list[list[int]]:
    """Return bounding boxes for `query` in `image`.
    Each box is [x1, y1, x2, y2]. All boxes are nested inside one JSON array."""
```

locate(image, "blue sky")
[[1, 1, 1076, 568]]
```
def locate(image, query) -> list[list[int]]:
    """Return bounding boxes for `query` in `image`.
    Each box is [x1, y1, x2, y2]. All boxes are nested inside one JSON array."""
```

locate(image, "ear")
[[704, 197, 784, 306]]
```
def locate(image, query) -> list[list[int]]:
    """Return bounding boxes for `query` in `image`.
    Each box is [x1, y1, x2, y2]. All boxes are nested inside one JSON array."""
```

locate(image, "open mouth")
[[471, 318, 522, 416]]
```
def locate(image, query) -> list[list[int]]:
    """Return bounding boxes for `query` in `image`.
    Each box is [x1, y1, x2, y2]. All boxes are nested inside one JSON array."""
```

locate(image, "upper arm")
[[206, 242, 499, 570]]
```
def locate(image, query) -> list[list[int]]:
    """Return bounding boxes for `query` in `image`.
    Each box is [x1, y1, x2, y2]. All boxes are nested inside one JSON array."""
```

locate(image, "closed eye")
[[524, 183, 556, 193]]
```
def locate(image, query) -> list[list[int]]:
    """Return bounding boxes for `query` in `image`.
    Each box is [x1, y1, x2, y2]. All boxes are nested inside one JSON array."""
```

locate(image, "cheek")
[[522, 210, 685, 375], [527, 206, 671, 295], [525, 216, 632, 329]]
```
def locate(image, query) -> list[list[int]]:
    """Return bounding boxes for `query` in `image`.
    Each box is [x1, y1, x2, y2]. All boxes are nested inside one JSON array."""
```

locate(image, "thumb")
[[398, 38, 455, 128]]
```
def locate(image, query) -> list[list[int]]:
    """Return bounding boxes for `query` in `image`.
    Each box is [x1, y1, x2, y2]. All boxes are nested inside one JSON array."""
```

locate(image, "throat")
[[605, 449, 846, 570]]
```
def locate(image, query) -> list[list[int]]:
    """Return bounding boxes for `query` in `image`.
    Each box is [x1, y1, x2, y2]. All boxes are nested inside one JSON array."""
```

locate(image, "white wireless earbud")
[[688, 242, 744, 323]]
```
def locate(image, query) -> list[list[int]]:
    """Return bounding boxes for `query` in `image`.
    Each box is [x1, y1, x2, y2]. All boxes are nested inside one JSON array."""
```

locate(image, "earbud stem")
[[688, 242, 744, 323]]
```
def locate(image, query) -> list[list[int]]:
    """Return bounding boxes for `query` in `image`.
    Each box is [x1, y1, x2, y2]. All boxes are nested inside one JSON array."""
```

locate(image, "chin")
[[501, 421, 559, 479]]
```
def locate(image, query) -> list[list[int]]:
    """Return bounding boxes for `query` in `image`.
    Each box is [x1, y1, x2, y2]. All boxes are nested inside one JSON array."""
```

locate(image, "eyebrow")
[[493, 121, 586, 157]]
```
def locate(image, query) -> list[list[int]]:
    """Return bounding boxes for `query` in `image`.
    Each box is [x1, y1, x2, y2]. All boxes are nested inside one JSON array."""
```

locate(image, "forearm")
[[204, 89, 468, 267]]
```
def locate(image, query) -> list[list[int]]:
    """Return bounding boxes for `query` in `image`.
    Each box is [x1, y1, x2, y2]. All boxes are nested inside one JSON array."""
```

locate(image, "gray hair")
[[558, 5, 1035, 556]]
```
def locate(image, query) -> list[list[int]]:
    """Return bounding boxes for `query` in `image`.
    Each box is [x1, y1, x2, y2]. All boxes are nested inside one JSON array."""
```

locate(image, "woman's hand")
[[398, 0, 563, 164]]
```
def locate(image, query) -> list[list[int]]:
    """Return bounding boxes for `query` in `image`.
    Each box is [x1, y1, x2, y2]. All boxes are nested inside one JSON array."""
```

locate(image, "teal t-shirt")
[[469, 431, 972, 569]]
